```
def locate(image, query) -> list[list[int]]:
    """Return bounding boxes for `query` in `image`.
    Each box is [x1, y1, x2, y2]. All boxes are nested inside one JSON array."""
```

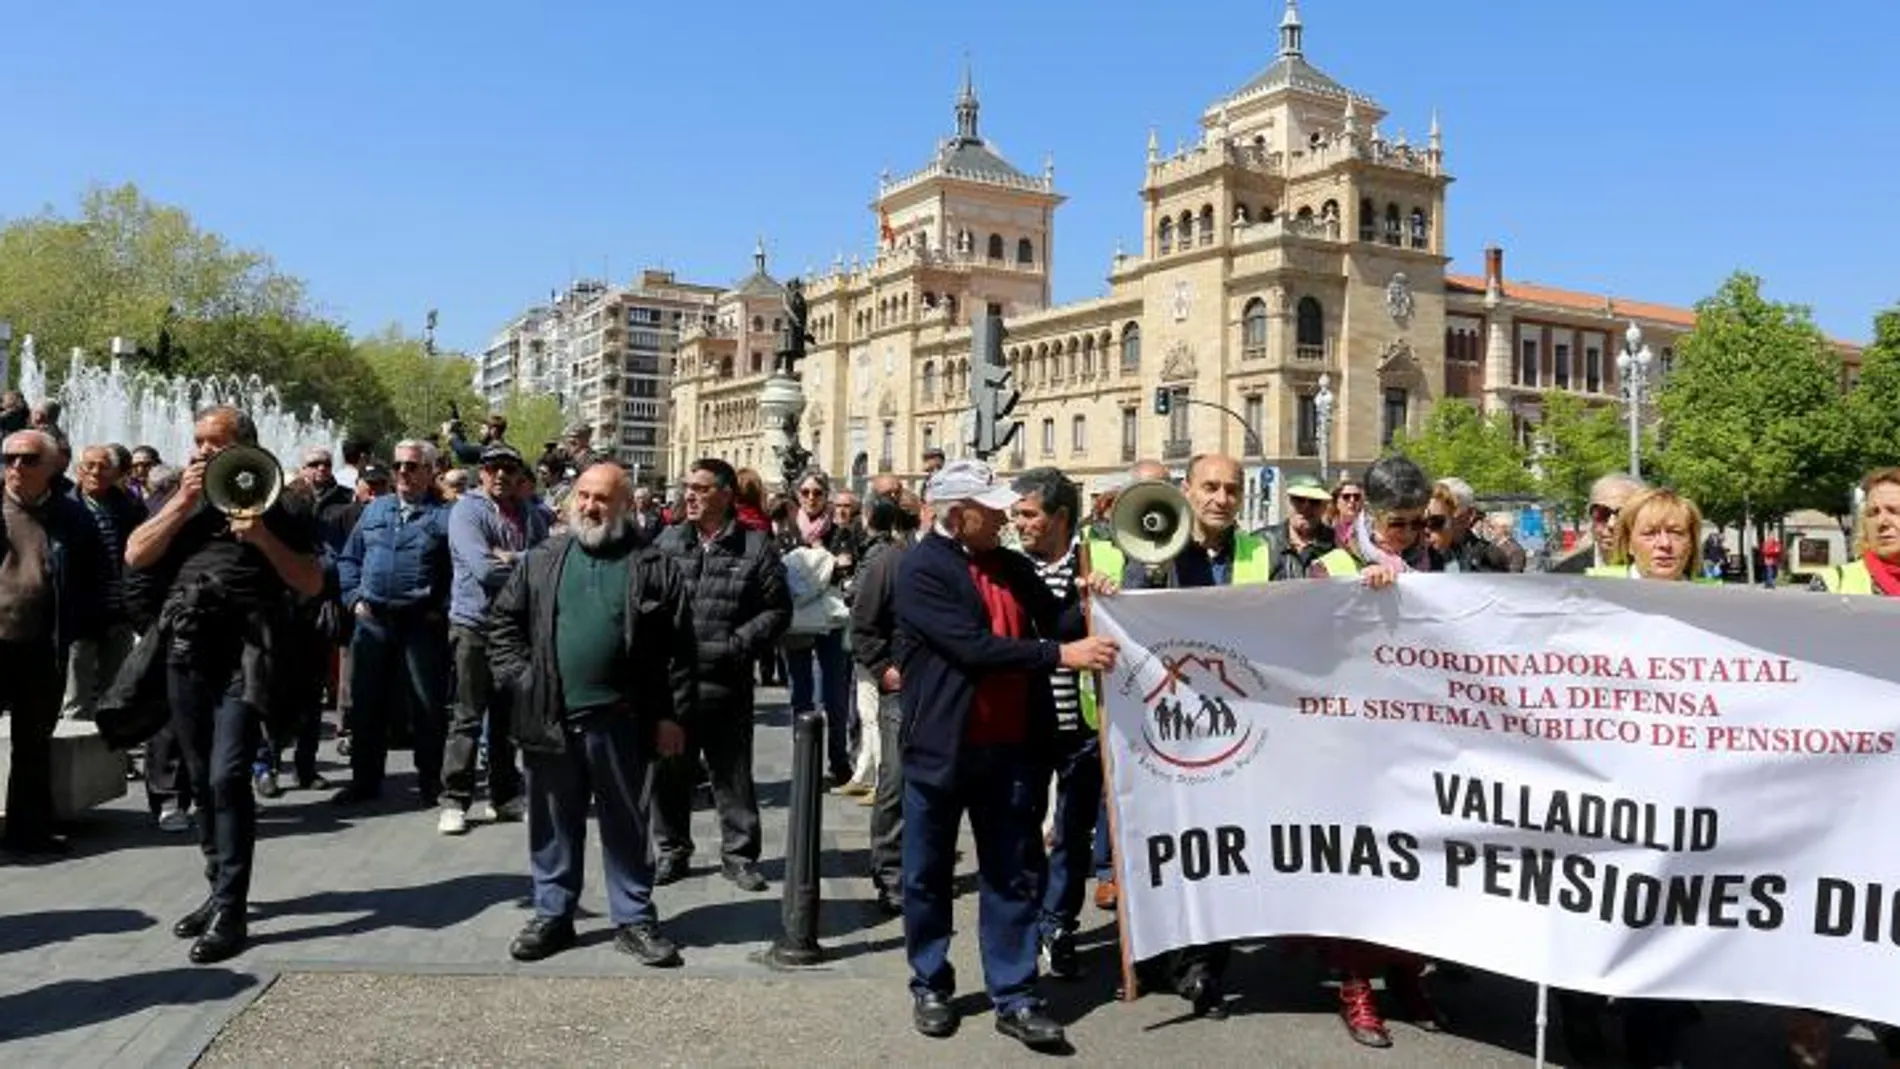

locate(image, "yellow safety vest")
[[1077, 531, 1272, 729], [1816, 561, 1876, 596], [1586, 564, 1720, 586]]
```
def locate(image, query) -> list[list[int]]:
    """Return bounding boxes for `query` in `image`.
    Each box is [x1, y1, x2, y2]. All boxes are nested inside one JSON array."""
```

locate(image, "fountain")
[[16, 335, 340, 465]]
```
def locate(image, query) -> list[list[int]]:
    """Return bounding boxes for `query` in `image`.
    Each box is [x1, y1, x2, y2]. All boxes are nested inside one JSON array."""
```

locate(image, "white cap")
[[924, 458, 1020, 510]]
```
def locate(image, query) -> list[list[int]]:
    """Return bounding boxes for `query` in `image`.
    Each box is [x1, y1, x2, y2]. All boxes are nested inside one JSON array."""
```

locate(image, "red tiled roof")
[[1444, 274, 1696, 328]]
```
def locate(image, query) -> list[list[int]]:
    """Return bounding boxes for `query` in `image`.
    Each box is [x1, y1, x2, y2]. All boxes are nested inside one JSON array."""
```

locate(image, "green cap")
[[1285, 473, 1332, 501]]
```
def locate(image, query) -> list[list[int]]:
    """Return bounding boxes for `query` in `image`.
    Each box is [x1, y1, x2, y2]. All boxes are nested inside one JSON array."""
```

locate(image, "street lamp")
[[0, 320, 11, 388], [1616, 322, 1653, 480], [1314, 372, 1336, 482]]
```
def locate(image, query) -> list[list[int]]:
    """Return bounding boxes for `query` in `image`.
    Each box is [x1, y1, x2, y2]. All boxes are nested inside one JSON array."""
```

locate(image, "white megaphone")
[[1109, 478, 1192, 568]]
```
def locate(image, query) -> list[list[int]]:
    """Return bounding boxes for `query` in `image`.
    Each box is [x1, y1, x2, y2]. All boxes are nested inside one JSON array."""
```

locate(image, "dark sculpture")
[[775, 278, 814, 376], [776, 410, 810, 490]]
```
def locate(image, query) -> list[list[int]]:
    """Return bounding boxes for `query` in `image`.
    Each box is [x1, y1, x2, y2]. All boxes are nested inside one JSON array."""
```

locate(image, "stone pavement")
[[1, 689, 1889, 1068]]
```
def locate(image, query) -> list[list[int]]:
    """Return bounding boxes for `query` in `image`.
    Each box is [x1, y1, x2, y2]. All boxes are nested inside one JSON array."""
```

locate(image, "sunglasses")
[[1426, 514, 1450, 531], [3, 452, 44, 468], [392, 461, 426, 472], [481, 462, 521, 475], [1384, 516, 1426, 531], [304, 459, 333, 469], [1337, 491, 1364, 503], [1590, 504, 1619, 524], [798, 488, 826, 498]]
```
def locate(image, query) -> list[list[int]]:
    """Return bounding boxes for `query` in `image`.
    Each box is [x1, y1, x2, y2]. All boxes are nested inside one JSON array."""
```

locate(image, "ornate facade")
[[670, 2, 1850, 492]]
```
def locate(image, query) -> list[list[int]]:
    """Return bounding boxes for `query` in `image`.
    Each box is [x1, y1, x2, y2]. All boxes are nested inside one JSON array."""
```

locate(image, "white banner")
[[1092, 575, 1900, 1025]]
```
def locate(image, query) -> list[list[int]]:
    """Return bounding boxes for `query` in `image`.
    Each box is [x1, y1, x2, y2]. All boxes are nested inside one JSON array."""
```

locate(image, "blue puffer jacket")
[[337, 493, 453, 612]]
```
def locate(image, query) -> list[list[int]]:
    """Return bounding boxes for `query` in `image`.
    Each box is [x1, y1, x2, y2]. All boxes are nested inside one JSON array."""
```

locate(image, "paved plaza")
[[0, 689, 1887, 1067]]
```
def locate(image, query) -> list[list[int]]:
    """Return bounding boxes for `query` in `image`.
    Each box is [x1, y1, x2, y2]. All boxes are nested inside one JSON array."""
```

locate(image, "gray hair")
[[1435, 476, 1476, 512], [144, 464, 182, 507], [393, 439, 438, 467], [2, 429, 61, 456], [193, 405, 258, 446], [1590, 472, 1646, 503]]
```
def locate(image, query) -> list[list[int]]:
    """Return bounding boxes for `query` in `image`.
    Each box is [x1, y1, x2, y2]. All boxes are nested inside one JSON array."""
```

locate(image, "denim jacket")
[[337, 493, 452, 612]]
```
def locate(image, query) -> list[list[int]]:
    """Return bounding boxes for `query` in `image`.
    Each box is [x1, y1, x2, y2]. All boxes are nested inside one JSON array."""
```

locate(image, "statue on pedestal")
[[775, 278, 814, 377], [776, 410, 811, 491]]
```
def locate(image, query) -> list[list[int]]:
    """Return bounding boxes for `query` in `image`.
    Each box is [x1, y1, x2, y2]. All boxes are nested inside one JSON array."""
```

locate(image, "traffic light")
[[1154, 387, 1171, 416], [968, 313, 1020, 458]]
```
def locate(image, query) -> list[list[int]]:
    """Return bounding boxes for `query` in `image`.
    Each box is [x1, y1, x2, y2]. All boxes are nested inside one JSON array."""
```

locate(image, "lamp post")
[[0, 320, 11, 388], [1314, 372, 1335, 482], [1616, 322, 1653, 480]]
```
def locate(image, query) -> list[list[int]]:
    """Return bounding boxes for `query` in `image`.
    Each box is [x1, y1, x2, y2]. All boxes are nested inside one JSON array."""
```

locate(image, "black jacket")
[[487, 533, 698, 754], [0, 489, 108, 654], [654, 519, 791, 714], [893, 532, 1082, 790], [851, 536, 911, 683]]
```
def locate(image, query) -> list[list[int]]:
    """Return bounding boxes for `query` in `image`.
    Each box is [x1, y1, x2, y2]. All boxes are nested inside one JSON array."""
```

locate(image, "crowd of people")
[[5, 382, 1900, 1064]]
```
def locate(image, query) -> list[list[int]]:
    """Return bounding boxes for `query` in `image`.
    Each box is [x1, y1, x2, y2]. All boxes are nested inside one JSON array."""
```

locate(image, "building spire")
[[955, 55, 980, 142], [1279, 0, 1304, 59], [754, 235, 767, 275]]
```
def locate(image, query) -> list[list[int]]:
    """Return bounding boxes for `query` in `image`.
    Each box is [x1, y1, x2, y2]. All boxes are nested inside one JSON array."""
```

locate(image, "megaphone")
[[1110, 478, 1192, 567], [204, 444, 283, 525]]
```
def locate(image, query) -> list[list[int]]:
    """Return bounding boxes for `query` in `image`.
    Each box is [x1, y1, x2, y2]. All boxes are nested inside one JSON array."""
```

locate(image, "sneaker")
[[156, 806, 192, 833], [1338, 976, 1392, 1048], [1038, 930, 1080, 980], [253, 770, 282, 799], [471, 801, 497, 822], [614, 922, 682, 967], [493, 796, 528, 822], [437, 806, 469, 835]]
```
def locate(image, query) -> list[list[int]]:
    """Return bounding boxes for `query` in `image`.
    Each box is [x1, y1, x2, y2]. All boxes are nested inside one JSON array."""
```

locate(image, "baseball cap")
[[1285, 473, 1331, 501], [924, 458, 1021, 510], [359, 462, 392, 485], [480, 443, 524, 466], [563, 421, 592, 439], [922, 445, 945, 460]]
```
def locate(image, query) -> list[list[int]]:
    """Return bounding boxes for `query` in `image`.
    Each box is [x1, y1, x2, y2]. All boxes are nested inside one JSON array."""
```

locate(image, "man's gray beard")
[[573, 510, 633, 550]]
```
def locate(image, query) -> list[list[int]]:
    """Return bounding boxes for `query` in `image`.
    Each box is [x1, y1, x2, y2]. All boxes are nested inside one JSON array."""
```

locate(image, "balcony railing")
[[1295, 343, 1326, 361], [1162, 438, 1193, 460]]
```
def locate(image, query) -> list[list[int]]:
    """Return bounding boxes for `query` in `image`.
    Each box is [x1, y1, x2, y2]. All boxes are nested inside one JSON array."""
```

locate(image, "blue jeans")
[[524, 714, 657, 926], [903, 744, 1046, 1014], [785, 629, 852, 779], [1039, 732, 1104, 939], [1093, 794, 1114, 882], [347, 607, 449, 799]]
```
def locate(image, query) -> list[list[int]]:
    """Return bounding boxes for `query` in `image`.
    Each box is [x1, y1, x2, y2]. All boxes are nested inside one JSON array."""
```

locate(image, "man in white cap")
[[894, 458, 1118, 1051]]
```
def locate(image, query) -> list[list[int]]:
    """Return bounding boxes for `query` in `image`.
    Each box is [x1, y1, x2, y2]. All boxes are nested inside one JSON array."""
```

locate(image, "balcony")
[[1295, 343, 1327, 362], [1162, 438, 1193, 461], [1120, 442, 1136, 464]]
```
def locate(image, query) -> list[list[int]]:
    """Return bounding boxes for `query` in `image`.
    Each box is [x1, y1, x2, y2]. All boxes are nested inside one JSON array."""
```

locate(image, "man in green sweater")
[[488, 462, 697, 965]]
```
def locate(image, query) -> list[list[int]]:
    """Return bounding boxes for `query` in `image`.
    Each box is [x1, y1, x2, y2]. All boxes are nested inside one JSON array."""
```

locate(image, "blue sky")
[[2, 0, 1894, 354]]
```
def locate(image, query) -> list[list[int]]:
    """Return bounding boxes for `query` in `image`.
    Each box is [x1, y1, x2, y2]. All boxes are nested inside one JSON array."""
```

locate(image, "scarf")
[[1348, 513, 1432, 573], [965, 552, 1031, 746], [796, 508, 831, 547], [1866, 550, 1900, 598]]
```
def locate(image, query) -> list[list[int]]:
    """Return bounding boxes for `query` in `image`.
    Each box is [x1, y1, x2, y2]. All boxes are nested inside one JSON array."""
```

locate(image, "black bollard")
[[770, 710, 827, 966]]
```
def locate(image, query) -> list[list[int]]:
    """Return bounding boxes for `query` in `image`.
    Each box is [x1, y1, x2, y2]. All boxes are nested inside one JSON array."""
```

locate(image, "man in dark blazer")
[[893, 459, 1118, 1051]]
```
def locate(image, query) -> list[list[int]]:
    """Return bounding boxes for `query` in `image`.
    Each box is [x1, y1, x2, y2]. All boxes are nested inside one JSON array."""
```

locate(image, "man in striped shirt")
[[1009, 467, 1096, 979], [62, 444, 147, 719]]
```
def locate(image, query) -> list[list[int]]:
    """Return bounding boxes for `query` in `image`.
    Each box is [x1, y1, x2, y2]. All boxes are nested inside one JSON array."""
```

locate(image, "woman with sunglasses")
[[776, 470, 859, 786], [1331, 473, 1367, 550], [1318, 456, 1448, 1046]]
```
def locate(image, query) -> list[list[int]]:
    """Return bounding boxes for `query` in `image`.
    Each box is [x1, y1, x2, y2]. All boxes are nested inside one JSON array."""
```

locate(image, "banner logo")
[[1127, 640, 1269, 783]]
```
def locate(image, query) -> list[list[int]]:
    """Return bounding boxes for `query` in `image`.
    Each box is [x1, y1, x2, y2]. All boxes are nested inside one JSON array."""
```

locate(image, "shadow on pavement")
[[0, 967, 257, 1042], [246, 872, 529, 947], [664, 890, 898, 950], [0, 907, 157, 955]]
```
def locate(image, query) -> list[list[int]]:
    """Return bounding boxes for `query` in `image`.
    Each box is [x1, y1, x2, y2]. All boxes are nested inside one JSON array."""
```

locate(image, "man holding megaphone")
[[123, 405, 324, 965]]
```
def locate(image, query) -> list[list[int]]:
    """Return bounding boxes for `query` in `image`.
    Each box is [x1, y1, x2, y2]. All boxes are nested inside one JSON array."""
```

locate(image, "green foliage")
[[1656, 272, 1854, 526], [500, 390, 567, 458], [1847, 307, 1900, 475], [1385, 398, 1533, 496], [1532, 391, 1635, 523], [354, 324, 483, 450]]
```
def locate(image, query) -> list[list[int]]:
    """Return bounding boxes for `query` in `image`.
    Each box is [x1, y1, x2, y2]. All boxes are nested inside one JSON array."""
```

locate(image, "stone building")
[[669, 1, 1856, 494]]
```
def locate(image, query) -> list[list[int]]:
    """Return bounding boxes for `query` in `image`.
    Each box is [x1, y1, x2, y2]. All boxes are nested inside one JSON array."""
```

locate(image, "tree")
[[0, 183, 305, 386], [1533, 391, 1633, 524], [1386, 398, 1533, 496], [1847, 306, 1900, 477], [1657, 272, 1854, 531], [500, 391, 567, 458], [354, 324, 483, 448]]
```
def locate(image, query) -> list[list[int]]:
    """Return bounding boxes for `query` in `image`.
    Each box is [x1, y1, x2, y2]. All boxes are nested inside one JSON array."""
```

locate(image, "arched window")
[[1296, 297, 1325, 359], [1259, 204, 1275, 223], [1384, 203, 1402, 246], [749, 350, 763, 374], [987, 233, 1005, 261], [1198, 205, 1215, 245], [1083, 334, 1096, 376], [751, 315, 764, 333], [1409, 207, 1429, 249], [1242, 298, 1268, 356], [1120, 322, 1142, 371], [1296, 205, 1314, 223], [1179, 210, 1195, 246], [1359, 198, 1376, 241], [945, 294, 959, 323], [720, 355, 735, 378], [1016, 237, 1034, 265], [1067, 338, 1079, 380], [1036, 342, 1050, 384], [1158, 216, 1174, 254], [921, 360, 937, 401], [922, 291, 937, 309], [900, 293, 909, 317]]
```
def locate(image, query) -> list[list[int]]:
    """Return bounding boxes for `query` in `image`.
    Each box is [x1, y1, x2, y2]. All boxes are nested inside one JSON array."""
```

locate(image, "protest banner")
[[1091, 574, 1900, 1025]]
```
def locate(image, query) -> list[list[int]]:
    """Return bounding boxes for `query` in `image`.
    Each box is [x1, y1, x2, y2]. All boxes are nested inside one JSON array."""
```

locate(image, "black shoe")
[[296, 774, 331, 791], [995, 1004, 1066, 1049], [508, 915, 575, 962], [189, 909, 247, 964], [1180, 964, 1228, 1020], [614, 922, 682, 967], [1, 832, 71, 857], [172, 898, 218, 939], [722, 861, 769, 893], [912, 990, 959, 1038], [330, 784, 379, 806], [873, 887, 904, 917], [654, 855, 689, 886], [253, 770, 282, 799], [1038, 931, 1080, 980]]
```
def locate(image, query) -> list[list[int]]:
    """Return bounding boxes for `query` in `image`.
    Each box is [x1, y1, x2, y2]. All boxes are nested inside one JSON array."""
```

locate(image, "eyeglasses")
[[1590, 504, 1620, 524], [3, 453, 44, 468], [1384, 516, 1426, 531], [798, 488, 826, 498], [481, 462, 521, 475], [1337, 492, 1364, 503], [303, 459, 332, 469], [684, 481, 719, 495], [1425, 514, 1450, 531], [391, 461, 426, 473]]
